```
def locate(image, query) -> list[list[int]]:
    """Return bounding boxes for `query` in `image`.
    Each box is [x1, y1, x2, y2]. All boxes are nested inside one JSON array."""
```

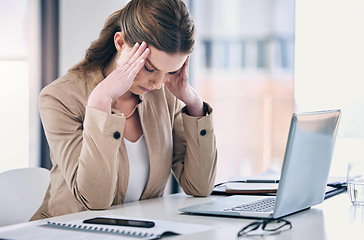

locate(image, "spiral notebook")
[[0, 215, 214, 240], [43, 220, 175, 239]]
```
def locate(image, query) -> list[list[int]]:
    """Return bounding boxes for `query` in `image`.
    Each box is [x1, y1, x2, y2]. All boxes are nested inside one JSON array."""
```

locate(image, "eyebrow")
[[146, 58, 180, 74], [146, 59, 160, 71]]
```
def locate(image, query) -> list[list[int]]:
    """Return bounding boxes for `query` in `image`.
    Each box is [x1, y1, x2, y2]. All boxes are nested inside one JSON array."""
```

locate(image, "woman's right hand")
[[87, 42, 150, 113]]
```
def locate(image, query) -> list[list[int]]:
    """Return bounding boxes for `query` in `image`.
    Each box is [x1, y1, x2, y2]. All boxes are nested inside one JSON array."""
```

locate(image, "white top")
[[123, 135, 150, 203]]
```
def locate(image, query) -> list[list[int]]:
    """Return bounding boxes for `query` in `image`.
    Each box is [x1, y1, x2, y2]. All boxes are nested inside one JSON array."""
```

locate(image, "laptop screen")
[[273, 110, 341, 218]]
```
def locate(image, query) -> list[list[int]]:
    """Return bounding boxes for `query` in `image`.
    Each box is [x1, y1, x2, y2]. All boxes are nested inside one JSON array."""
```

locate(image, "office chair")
[[0, 167, 50, 227]]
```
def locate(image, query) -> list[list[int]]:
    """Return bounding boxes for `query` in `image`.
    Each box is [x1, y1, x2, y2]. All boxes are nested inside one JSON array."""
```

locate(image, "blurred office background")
[[1, 0, 364, 188]]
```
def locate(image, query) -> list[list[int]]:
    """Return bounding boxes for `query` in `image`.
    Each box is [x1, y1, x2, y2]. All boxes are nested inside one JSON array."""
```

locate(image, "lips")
[[139, 85, 152, 92]]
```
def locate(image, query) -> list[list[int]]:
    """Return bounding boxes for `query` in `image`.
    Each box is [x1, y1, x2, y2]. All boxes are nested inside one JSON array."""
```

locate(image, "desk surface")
[[1, 192, 364, 239]]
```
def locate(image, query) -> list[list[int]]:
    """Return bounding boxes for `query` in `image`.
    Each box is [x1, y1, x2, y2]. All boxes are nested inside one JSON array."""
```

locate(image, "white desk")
[[1, 192, 363, 239]]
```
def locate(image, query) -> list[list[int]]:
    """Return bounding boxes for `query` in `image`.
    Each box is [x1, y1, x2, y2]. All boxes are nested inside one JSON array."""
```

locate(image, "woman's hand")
[[165, 56, 204, 117], [88, 42, 150, 113]]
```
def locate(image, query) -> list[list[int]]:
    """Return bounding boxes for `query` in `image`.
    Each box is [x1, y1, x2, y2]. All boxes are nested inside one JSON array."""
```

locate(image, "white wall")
[[59, 0, 129, 75], [295, 0, 364, 176]]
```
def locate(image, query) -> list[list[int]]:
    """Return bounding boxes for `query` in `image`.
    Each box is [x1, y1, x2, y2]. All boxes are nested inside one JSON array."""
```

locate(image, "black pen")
[[245, 179, 280, 183]]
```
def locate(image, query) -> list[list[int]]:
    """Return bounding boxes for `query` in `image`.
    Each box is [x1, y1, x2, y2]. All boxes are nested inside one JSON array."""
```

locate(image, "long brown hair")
[[71, 0, 195, 72]]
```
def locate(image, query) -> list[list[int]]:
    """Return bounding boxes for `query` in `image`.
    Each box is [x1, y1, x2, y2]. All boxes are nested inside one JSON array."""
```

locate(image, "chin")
[[129, 88, 144, 96]]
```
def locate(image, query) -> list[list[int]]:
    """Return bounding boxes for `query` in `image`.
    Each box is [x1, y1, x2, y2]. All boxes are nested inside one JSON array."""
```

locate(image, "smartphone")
[[83, 217, 155, 228]]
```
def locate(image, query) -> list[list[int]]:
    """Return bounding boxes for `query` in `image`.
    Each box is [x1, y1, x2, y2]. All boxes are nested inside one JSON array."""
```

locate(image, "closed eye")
[[144, 65, 155, 73], [168, 71, 177, 75]]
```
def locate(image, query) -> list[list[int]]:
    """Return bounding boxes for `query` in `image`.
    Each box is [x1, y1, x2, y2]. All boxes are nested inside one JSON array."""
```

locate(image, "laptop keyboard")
[[223, 198, 275, 212]]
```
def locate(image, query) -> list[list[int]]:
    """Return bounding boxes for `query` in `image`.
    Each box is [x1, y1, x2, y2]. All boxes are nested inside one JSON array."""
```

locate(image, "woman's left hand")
[[165, 56, 204, 117]]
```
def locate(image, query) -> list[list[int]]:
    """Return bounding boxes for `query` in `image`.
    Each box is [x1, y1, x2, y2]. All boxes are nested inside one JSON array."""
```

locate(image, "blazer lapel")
[[137, 93, 173, 199]]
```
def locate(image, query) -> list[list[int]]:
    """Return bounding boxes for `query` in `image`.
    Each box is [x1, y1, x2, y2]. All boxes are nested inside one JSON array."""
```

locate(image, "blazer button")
[[113, 131, 121, 139], [200, 129, 207, 136]]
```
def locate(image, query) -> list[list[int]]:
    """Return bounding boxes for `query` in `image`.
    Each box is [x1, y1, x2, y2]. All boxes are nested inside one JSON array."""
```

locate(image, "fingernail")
[[134, 42, 139, 47], [141, 41, 146, 47]]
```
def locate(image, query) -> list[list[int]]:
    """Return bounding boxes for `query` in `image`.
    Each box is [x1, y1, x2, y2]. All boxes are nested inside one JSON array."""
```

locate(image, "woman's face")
[[129, 46, 188, 95]]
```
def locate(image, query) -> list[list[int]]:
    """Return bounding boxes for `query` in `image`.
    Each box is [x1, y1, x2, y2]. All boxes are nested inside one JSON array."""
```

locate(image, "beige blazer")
[[31, 69, 217, 220]]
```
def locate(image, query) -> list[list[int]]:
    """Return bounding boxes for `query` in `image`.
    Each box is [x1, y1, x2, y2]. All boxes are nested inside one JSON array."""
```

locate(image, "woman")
[[31, 0, 216, 220]]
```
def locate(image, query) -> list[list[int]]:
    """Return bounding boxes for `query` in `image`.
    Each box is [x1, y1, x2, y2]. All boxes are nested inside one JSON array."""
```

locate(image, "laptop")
[[179, 109, 341, 219]]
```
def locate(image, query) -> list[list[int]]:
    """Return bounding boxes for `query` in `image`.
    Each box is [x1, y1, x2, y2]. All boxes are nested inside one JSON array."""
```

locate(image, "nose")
[[149, 74, 167, 89]]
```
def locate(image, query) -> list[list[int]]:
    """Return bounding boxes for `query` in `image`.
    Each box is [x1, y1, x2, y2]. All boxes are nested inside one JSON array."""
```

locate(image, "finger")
[[175, 61, 189, 89], [115, 61, 131, 73], [127, 42, 140, 60], [172, 57, 189, 81], [181, 56, 190, 74], [126, 47, 150, 76], [128, 58, 146, 79], [127, 41, 147, 65], [117, 44, 146, 73], [137, 47, 150, 63], [118, 42, 140, 67], [127, 47, 150, 71], [181, 75, 189, 88], [183, 56, 190, 76], [118, 42, 147, 73]]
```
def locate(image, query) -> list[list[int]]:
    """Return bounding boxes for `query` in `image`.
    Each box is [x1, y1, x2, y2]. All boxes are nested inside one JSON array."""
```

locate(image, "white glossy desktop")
[[0, 192, 363, 239]]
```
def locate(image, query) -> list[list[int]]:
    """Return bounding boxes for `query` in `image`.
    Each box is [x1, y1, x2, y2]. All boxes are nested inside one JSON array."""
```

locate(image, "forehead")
[[147, 46, 188, 72]]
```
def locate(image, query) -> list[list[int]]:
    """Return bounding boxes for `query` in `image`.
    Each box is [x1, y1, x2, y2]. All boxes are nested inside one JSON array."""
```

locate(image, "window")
[[190, 0, 295, 183], [0, 0, 41, 172]]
